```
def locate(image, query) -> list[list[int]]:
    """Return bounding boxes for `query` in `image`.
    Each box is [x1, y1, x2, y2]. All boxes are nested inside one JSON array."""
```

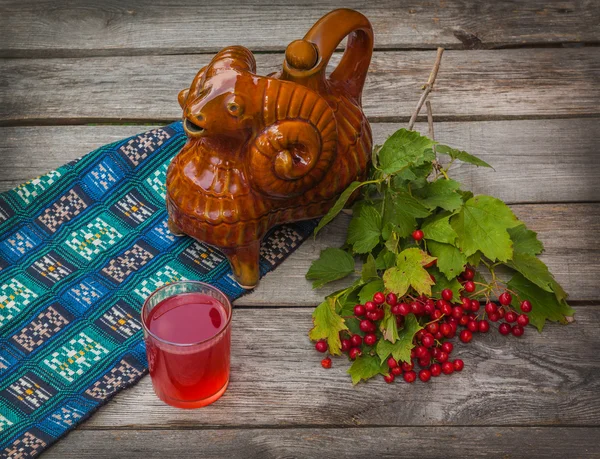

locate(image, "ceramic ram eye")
[[166, 8, 374, 289]]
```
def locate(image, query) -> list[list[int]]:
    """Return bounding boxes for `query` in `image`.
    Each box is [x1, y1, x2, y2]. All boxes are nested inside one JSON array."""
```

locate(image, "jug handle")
[[282, 9, 373, 101]]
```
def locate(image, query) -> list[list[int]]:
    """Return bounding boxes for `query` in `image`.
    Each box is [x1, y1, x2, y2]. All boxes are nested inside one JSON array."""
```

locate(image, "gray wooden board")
[[42, 426, 600, 459], [1, 119, 599, 203], [78, 306, 600, 428], [2, 48, 600, 123], [2, 0, 599, 57]]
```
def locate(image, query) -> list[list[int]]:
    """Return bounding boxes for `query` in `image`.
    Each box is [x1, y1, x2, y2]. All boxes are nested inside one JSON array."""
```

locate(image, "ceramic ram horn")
[[166, 8, 374, 288]]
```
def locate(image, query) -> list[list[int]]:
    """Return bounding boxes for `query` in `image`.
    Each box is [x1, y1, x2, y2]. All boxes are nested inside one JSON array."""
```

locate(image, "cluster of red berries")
[[315, 266, 534, 383]]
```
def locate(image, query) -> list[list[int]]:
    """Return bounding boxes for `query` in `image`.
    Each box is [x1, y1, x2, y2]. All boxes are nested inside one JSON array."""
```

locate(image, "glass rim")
[[141, 280, 233, 348]]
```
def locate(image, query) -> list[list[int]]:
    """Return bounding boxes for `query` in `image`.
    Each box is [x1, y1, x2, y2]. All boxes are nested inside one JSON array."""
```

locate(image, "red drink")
[[142, 282, 232, 408]]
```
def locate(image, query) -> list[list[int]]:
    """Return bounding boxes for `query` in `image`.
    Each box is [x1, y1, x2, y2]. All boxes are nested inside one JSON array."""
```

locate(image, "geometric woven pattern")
[[0, 122, 317, 457]]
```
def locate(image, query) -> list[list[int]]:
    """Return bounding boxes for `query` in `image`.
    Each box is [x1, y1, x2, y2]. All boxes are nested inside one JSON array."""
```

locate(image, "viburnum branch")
[[407, 47, 444, 131]]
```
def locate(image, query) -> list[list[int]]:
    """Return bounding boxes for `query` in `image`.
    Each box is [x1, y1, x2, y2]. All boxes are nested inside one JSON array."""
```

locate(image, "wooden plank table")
[[1, 1, 599, 457]]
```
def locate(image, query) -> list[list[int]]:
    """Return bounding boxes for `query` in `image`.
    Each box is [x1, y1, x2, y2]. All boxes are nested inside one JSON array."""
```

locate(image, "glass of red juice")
[[141, 281, 232, 408]]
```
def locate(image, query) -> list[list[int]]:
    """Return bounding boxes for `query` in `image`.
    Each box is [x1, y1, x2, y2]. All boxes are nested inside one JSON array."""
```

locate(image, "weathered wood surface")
[[2, 0, 599, 58], [2, 119, 599, 203], [78, 306, 600, 428], [240, 203, 600, 305], [43, 426, 600, 459], [2, 48, 600, 124]]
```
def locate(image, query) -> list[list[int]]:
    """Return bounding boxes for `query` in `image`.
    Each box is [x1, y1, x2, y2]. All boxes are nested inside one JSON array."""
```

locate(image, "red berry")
[[365, 301, 377, 313], [437, 351, 449, 363], [497, 308, 506, 319], [364, 333, 377, 346], [350, 334, 363, 347], [441, 361, 454, 375], [520, 300, 533, 313], [391, 366, 402, 376], [517, 314, 529, 327], [391, 304, 401, 315], [349, 347, 362, 360], [424, 300, 436, 316], [488, 312, 500, 322], [416, 329, 426, 340], [452, 306, 464, 319], [464, 281, 475, 293], [512, 325, 525, 337], [387, 357, 398, 369], [440, 323, 452, 337], [398, 303, 411, 316], [453, 359, 464, 371], [460, 329, 473, 343], [478, 320, 490, 333], [415, 346, 429, 359], [419, 369, 432, 382], [384, 373, 395, 383], [498, 323, 512, 335], [430, 363, 442, 377], [427, 323, 440, 335], [467, 320, 478, 333], [418, 357, 431, 367], [315, 340, 328, 353], [459, 315, 469, 326], [422, 334, 435, 348], [321, 357, 332, 368], [354, 304, 366, 317], [366, 311, 378, 321], [441, 303, 453, 316], [431, 310, 443, 321], [412, 229, 424, 241], [411, 302, 424, 315], [441, 289, 453, 301], [471, 300, 480, 312], [462, 267, 475, 280], [499, 292, 512, 306], [441, 342, 453, 354], [403, 370, 417, 383], [401, 361, 414, 372], [341, 339, 351, 352], [505, 311, 517, 323], [373, 292, 385, 305], [386, 292, 398, 306], [434, 331, 443, 340], [485, 302, 498, 315], [359, 320, 374, 332]]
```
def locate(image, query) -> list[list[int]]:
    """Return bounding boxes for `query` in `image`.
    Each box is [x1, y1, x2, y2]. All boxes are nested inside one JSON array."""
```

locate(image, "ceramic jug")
[[166, 8, 374, 288]]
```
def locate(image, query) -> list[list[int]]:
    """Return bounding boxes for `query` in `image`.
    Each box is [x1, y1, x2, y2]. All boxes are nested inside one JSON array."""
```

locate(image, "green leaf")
[[347, 206, 382, 254], [378, 129, 436, 174], [375, 248, 396, 270], [334, 280, 364, 316], [348, 354, 388, 385], [309, 298, 349, 355], [427, 240, 467, 280], [506, 252, 554, 293], [391, 162, 433, 190], [467, 251, 482, 267], [507, 273, 575, 331], [358, 279, 385, 304], [383, 248, 436, 297], [430, 266, 463, 299], [306, 248, 355, 288], [421, 212, 458, 244], [313, 181, 368, 236], [414, 179, 463, 211], [376, 314, 423, 364], [345, 317, 362, 335], [437, 144, 493, 168], [382, 190, 431, 238], [380, 304, 399, 343], [508, 224, 544, 256], [361, 253, 379, 282], [450, 195, 520, 262]]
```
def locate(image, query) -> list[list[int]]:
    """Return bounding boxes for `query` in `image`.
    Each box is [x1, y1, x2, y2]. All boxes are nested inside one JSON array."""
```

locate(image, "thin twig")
[[426, 100, 435, 142], [407, 47, 444, 131]]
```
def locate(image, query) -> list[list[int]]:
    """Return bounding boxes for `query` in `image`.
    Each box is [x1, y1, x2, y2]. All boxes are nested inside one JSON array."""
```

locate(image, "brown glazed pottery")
[[166, 8, 374, 288]]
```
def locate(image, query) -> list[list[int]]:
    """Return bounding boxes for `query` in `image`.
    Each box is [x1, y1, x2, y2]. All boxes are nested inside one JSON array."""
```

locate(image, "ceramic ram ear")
[[247, 78, 337, 198], [206, 46, 257, 76]]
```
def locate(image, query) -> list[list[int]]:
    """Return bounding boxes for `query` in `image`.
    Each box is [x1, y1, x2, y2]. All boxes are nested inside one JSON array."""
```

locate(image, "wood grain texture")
[[240, 203, 600, 305], [81, 306, 599, 428], [2, 48, 600, 124], [2, 0, 599, 57], [42, 426, 600, 458], [2, 119, 599, 202]]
